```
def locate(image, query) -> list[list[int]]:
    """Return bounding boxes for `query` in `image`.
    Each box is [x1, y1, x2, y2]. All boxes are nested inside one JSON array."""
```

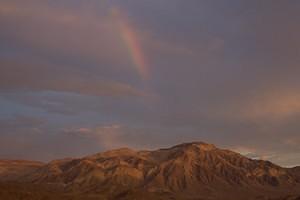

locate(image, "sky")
[[0, 0, 300, 167]]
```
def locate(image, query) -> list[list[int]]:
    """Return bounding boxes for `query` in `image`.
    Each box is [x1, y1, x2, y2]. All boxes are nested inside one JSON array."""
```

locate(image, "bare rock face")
[[1, 142, 300, 199]]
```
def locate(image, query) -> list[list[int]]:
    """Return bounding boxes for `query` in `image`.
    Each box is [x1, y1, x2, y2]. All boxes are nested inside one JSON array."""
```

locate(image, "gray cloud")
[[0, 59, 145, 97], [0, 0, 300, 167], [0, 115, 45, 131]]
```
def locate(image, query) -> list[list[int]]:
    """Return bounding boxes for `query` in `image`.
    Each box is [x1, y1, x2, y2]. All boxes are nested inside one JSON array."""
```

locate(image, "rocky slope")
[[0, 160, 43, 181], [1, 142, 300, 200]]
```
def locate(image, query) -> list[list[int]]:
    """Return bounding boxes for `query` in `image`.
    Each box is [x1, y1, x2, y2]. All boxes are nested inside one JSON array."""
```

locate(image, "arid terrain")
[[0, 142, 299, 200]]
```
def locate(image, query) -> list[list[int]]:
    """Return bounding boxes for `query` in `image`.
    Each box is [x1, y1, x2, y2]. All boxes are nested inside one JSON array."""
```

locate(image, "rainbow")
[[111, 8, 149, 80]]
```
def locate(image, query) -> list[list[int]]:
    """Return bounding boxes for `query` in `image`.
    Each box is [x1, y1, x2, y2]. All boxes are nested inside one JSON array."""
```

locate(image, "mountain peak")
[[1, 142, 300, 200], [169, 141, 216, 151]]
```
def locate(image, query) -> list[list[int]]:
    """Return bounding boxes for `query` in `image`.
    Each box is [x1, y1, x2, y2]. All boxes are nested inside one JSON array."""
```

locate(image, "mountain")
[[0, 160, 43, 181], [289, 166, 300, 181], [0, 142, 300, 200]]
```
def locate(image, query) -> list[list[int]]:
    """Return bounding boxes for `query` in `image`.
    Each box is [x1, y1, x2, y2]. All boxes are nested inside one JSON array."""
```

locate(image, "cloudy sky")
[[0, 0, 300, 167]]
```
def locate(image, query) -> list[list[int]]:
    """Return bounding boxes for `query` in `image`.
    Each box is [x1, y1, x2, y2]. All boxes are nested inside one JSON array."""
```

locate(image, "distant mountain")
[[0, 160, 43, 181], [0, 142, 300, 200]]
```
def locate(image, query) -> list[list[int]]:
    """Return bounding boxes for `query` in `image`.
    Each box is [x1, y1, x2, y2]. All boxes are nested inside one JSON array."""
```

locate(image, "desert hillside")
[[0, 160, 43, 181], [0, 142, 299, 200]]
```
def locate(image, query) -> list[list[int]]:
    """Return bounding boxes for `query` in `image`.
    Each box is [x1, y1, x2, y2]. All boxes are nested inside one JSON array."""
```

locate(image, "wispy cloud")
[[0, 59, 145, 97]]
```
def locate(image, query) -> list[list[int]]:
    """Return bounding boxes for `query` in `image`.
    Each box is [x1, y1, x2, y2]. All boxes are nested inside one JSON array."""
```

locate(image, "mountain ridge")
[[0, 141, 300, 200]]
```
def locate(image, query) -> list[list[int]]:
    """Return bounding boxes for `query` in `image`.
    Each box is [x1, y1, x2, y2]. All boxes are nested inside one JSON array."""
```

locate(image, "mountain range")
[[0, 142, 299, 200]]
